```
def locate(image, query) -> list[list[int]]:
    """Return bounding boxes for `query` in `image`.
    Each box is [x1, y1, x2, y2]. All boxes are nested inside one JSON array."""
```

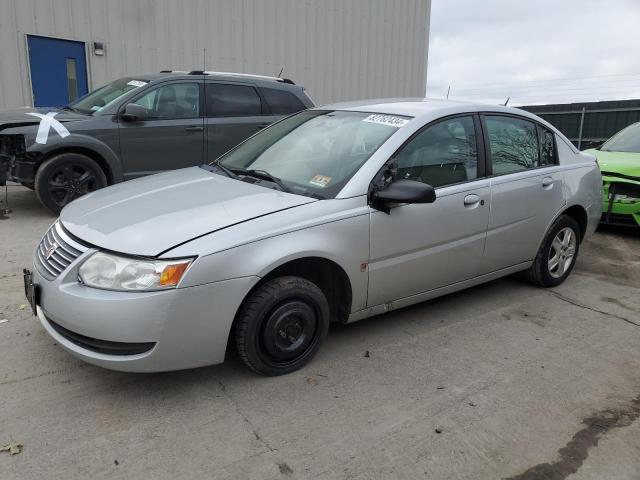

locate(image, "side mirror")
[[121, 103, 148, 122], [372, 179, 436, 213]]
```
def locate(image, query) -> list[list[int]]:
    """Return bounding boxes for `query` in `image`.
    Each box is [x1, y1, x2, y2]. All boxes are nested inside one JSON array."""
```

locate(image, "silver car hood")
[[60, 167, 316, 256]]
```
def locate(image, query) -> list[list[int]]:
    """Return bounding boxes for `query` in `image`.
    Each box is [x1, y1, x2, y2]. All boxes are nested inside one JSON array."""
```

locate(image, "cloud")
[[426, 0, 640, 105]]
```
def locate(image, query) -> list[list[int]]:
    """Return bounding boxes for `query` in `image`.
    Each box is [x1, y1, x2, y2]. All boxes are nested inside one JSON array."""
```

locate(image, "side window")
[[485, 116, 539, 174], [261, 87, 306, 115], [538, 126, 557, 166], [205, 83, 263, 117], [133, 83, 200, 120], [395, 116, 478, 188]]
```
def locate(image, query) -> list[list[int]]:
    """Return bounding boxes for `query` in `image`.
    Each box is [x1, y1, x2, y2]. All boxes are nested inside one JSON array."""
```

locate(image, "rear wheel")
[[35, 153, 107, 214], [525, 214, 580, 287], [235, 276, 330, 376]]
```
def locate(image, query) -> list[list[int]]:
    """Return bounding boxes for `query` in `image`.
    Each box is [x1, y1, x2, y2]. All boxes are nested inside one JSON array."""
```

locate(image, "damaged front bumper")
[[0, 134, 33, 186], [601, 175, 640, 226]]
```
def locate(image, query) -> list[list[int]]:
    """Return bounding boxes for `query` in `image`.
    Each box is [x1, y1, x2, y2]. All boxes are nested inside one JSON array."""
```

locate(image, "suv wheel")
[[235, 276, 330, 376], [35, 153, 107, 214], [525, 214, 580, 287]]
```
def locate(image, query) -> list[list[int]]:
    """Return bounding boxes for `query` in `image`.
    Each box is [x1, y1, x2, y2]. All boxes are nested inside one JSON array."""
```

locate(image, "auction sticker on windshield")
[[363, 114, 410, 128], [127, 80, 147, 88]]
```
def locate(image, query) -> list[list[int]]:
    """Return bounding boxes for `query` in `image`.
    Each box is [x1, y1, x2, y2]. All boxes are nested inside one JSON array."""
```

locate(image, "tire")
[[235, 276, 330, 376], [34, 153, 107, 214], [525, 214, 580, 288]]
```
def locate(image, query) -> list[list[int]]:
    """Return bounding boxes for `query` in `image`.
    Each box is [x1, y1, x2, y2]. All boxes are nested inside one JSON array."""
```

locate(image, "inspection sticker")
[[309, 175, 332, 188], [363, 114, 409, 128], [127, 80, 147, 88]]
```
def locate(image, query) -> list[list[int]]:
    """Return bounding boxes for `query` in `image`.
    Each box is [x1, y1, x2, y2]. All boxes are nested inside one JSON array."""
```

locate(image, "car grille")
[[35, 222, 90, 280]]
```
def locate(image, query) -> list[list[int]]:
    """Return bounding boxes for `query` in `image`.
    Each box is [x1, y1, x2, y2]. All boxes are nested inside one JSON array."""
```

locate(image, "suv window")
[[485, 116, 540, 174], [395, 115, 478, 188], [133, 83, 200, 120], [205, 83, 263, 117], [538, 126, 557, 166], [261, 87, 306, 115]]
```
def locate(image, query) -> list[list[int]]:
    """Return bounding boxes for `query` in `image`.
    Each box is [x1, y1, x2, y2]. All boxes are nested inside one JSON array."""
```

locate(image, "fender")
[[28, 132, 124, 183]]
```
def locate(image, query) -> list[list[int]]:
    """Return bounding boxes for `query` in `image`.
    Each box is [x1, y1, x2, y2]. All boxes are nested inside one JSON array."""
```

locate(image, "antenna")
[[503, 97, 510, 106], [446, 85, 451, 99], [278, 67, 284, 78]]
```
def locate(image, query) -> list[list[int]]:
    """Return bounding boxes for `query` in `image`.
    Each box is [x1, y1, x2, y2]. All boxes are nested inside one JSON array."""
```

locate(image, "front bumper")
[[31, 257, 259, 372], [601, 180, 640, 226]]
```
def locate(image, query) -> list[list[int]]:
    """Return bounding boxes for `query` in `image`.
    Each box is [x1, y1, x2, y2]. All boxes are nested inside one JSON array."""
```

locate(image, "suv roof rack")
[[186, 70, 295, 84], [159, 70, 189, 73]]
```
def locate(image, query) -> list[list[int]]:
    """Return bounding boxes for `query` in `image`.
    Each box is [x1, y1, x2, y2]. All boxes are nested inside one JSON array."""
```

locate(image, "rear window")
[[205, 83, 263, 117], [262, 87, 306, 115]]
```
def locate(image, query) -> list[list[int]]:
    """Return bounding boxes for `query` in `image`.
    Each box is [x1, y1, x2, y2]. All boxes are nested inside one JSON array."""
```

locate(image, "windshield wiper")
[[212, 161, 238, 178], [234, 168, 293, 193]]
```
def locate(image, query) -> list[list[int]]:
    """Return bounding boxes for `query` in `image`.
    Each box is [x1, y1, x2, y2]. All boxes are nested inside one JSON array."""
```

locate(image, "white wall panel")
[[0, 0, 430, 108]]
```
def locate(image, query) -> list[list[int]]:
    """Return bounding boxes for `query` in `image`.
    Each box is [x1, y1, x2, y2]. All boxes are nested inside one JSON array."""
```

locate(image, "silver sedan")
[[24, 99, 602, 375]]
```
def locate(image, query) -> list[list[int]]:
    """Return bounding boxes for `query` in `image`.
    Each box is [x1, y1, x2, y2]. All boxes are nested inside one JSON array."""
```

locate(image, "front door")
[[368, 115, 490, 306], [27, 35, 89, 107], [118, 81, 204, 178]]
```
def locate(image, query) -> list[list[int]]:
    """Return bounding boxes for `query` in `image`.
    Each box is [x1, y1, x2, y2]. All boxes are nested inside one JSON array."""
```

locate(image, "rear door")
[[118, 81, 205, 178], [367, 115, 490, 306], [204, 82, 276, 162], [481, 115, 565, 273]]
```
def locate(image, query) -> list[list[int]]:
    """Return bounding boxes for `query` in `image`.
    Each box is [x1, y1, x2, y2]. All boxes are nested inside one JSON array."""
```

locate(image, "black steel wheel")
[[235, 276, 330, 376], [35, 153, 107, 214]]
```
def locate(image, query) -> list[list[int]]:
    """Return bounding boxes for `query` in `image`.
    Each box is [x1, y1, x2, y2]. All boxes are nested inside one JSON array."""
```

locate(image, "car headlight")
[[78, 252, 194, 291]]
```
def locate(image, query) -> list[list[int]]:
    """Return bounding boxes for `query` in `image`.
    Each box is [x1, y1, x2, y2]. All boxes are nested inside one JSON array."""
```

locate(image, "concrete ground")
[[1, 184, 639, 480]]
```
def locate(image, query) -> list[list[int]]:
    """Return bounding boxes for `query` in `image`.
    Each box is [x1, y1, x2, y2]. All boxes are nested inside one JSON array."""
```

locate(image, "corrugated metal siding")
[[521, 99, 640, 147], [0, 0, 430, 109]]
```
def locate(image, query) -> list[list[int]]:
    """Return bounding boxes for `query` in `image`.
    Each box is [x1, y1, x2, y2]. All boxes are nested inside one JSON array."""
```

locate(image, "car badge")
[[46, 242, 59, 260]]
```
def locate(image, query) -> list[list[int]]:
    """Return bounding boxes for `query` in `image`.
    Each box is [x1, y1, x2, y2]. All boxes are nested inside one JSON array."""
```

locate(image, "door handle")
[[463, 194, 481, 207], [542, 177, 554, 189], [185, 126, 204, 132]]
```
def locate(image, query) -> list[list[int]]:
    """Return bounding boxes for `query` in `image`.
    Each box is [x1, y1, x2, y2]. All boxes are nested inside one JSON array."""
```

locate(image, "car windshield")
[[217, 110, 410, 199], [68, 77, 149, 114], [600, 123, 640, 153]]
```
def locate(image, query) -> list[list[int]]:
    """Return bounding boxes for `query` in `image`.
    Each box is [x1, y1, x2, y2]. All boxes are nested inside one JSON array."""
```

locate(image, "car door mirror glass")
[[122, 103, 149, 121]]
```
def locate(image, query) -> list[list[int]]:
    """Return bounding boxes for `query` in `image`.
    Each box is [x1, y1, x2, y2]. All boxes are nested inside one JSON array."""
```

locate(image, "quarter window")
[[485, 116, 539, 174], [261, 87, 306, 115], [395, 116, 478, 188], [132, 83, 200, 119], [205, 83, 263, 117], [538, 126, 557, 166]]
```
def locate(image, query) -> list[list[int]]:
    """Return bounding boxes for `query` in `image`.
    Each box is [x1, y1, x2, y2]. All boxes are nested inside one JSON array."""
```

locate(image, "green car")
[[584, 121, 640, 226]]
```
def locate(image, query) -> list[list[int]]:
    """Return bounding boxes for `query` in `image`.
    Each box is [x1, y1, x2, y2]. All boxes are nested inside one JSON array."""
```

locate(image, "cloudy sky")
[[426, 0, 640, 106]]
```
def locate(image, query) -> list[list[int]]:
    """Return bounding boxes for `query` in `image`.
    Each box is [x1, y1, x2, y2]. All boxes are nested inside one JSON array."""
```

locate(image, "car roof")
[[318, 97, 541, 120]]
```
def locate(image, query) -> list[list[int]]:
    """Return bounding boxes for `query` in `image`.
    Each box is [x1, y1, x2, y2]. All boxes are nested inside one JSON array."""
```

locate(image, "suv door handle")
[[185, 126, 204, 132], [463, 194, 481, 207], [542, 177, 554, 189]]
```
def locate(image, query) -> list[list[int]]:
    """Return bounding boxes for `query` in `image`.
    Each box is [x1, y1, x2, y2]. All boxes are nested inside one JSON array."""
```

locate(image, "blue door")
[[27, 35, 89, 107]]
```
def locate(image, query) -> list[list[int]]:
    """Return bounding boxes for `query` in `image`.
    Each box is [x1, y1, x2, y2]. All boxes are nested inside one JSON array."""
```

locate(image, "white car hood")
[[60, 167, 316, 256]]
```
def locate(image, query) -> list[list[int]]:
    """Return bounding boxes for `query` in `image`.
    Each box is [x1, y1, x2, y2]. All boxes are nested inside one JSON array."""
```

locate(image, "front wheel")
[[34, 153, 107, 214], [235, 276, 330, 376], [525, 214, 580, 287]]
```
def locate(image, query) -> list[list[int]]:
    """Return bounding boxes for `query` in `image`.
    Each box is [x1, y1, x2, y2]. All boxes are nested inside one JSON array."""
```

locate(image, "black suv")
[[0, 70, 314, 212]]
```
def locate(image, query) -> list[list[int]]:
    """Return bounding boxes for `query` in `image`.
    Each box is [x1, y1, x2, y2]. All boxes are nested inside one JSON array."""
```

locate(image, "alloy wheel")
[[548, 227, 577, 279]]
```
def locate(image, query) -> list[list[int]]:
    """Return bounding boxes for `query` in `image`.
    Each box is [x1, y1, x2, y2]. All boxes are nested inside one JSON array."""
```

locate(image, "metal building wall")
[[0, 0, 431, 109]]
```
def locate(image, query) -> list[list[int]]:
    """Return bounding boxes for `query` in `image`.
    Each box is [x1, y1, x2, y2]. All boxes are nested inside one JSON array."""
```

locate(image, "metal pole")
[[577, 107, 586, 150]]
